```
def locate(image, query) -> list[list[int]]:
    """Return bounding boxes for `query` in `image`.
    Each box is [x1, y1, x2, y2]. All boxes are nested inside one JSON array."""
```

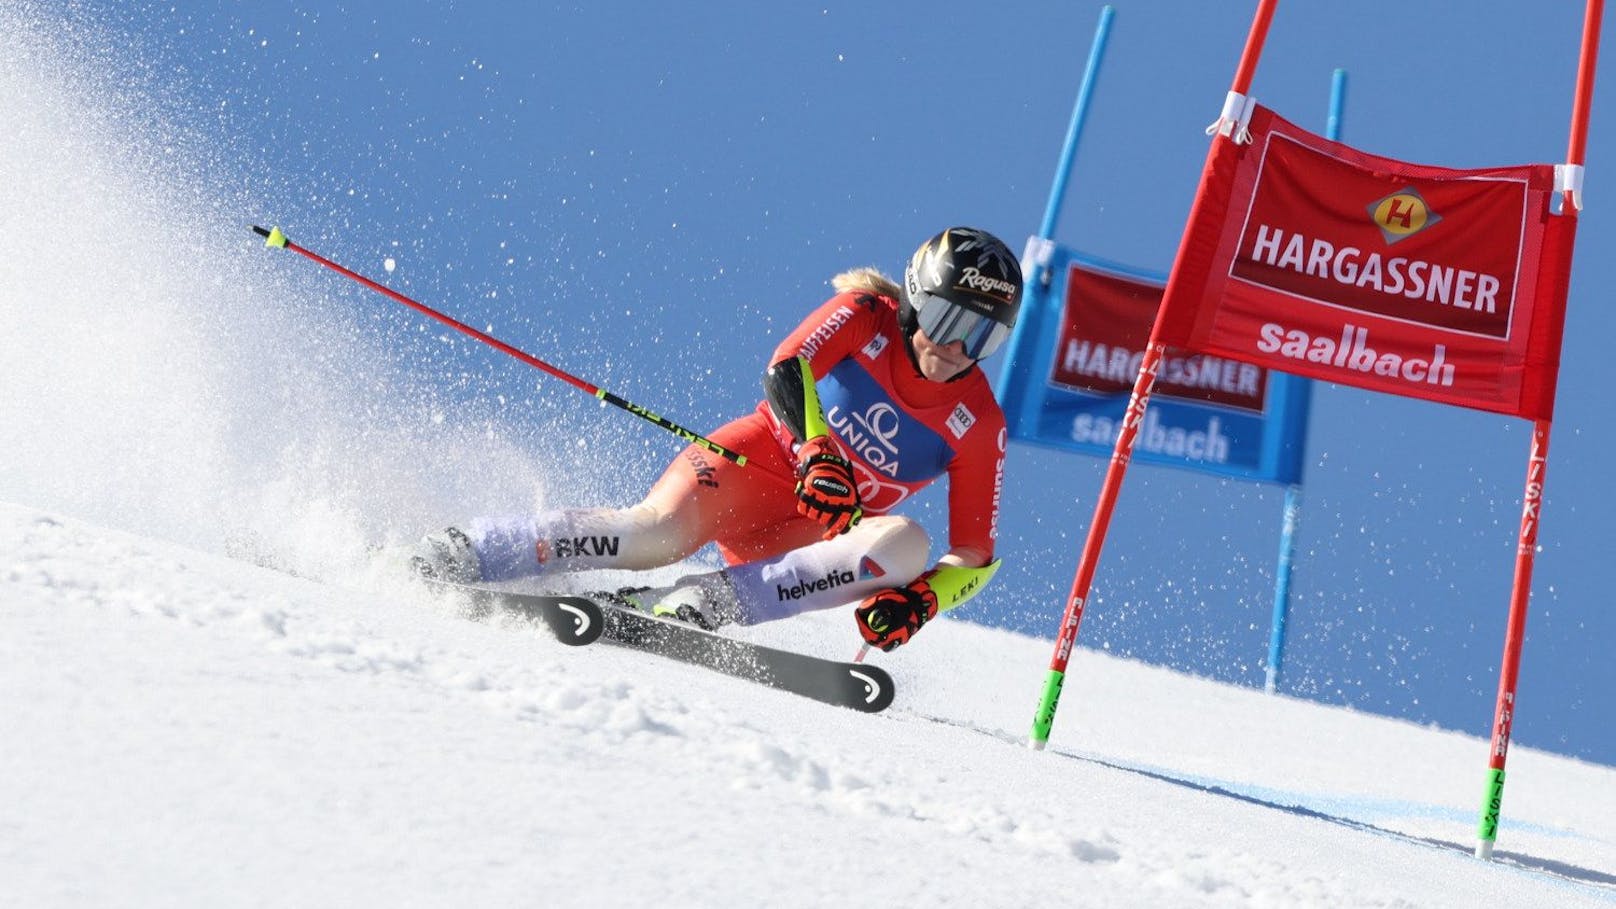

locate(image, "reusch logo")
[[777, 568, 856, 601], [810, 477, 851, 497]]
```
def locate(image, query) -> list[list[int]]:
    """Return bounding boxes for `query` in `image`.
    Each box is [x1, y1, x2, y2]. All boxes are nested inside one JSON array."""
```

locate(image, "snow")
[[2, 4, 1614, 906], [3, 503, 1613, 908]]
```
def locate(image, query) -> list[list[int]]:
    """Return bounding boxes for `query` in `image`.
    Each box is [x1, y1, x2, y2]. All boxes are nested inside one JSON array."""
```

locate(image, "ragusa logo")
[[957, 266, 1017, 299]]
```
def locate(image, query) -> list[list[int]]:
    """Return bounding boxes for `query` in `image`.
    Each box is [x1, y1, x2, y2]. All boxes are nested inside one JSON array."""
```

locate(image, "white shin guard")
[[715, 516, 930, 625]]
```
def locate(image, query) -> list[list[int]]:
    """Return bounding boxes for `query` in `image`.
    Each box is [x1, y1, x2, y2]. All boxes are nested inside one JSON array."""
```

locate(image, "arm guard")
[[925, 560, 1002, 613], [763, 354, 831, 443]]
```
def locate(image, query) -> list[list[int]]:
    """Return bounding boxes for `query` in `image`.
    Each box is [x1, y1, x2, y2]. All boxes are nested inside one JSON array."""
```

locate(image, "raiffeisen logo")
[[1367, 187, 1442, 245]]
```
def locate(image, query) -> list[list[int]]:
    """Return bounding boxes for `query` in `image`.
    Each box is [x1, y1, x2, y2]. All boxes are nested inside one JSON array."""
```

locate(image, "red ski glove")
[[854, 573, 940, 652], [794, 436, 862, 539]]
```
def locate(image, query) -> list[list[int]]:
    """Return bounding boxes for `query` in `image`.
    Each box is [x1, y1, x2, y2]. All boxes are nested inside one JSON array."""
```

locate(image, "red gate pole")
[[1474, 0, 1601, 861], [1028, 0, 1281, 749], [1475, 422, 1552, 859]]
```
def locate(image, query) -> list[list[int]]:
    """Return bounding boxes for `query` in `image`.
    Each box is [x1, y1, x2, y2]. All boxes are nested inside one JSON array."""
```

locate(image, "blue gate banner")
[[997, 245, 1311, 485]]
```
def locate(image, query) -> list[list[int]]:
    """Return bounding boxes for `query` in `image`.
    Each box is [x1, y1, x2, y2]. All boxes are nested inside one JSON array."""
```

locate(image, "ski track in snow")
[[4, 5, 1614, 906], [5, 501, 1615, 908], [6, 508, 1125, 875]]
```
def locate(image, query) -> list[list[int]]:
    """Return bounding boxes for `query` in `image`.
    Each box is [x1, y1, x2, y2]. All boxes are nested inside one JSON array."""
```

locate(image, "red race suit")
[[651, 292, 1007, 566]]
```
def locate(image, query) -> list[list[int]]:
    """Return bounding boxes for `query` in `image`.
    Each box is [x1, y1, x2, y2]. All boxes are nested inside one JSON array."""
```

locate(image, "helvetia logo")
[[1368, 187, 1442, 245], [777, 568, 857, 601]]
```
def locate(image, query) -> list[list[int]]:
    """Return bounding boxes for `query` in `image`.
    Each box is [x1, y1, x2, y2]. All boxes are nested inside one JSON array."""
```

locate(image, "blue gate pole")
[[1037, 5, 1115, 244], [997, 5, 1114, 407], [1265, 484, 1303, 693], [1265, 68, 1344, 694]]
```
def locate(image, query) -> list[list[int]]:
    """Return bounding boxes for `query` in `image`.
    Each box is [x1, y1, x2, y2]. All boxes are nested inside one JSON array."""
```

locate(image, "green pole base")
[[1028, 667, 1066, 747], [1474, 766, 1505, 858]]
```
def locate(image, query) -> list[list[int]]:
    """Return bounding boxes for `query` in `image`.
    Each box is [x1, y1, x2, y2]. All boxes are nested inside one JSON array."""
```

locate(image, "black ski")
[[596, 602, 896, 714], [420, 579, 893, 712], [421, 578, 604, 646]]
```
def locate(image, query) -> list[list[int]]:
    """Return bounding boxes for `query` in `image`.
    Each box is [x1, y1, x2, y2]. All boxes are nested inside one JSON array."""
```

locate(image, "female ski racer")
[[411, 226, 1023, 652]]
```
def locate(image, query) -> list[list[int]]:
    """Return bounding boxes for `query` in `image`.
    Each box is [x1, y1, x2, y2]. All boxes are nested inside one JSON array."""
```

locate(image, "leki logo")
[[1367, 187, 1442, 244]]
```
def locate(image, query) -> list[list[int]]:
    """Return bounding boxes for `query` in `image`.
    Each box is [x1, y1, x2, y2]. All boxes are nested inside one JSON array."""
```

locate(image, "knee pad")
[[846, 516, 930, 584]]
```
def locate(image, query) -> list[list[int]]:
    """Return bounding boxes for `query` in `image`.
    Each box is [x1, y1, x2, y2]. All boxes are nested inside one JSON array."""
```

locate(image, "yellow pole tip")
[[265, 226, 288, 248]]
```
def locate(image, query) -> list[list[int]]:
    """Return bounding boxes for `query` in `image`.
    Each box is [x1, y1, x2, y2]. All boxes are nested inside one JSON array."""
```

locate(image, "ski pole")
[[252, 225, 792, 485]]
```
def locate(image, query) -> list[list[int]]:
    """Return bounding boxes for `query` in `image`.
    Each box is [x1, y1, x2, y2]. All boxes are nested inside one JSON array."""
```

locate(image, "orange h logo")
[[1383, 197, 1416, 229], [1368, 187, 1441, 244]]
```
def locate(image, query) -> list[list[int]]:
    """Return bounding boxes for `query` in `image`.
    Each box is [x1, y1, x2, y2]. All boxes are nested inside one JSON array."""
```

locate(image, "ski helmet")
[[900, 227, 1023, 360]]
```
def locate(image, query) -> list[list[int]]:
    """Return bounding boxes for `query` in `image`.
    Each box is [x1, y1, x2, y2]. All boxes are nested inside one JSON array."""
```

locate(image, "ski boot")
[[409, 526, 483, 584], [649, 585, 731, 632], [586, 580, 736, 632]]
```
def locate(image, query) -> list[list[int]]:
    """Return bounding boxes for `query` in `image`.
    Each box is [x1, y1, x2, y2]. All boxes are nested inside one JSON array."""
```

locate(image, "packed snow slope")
[[3, 5, 1615, 906], [4, 503, 1615, 908]]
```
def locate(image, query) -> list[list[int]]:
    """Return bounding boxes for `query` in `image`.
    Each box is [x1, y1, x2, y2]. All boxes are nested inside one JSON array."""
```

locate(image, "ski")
[[596, 602, 896, 714], [420, 579, 893, 712], [421, 578, 604, 646]]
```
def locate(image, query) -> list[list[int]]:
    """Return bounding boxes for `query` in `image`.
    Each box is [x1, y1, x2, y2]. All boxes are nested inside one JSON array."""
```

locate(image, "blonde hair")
[[831, 267, 902, 300]]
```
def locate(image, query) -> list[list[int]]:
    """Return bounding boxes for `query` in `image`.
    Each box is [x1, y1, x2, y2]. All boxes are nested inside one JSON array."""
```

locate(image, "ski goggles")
[[911, 290, 1014, 360]]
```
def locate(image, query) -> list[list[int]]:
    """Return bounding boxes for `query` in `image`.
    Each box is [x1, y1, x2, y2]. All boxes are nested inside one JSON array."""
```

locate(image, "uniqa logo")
[[1366, 187, 1442, 245], [828, 402, 902, 477]]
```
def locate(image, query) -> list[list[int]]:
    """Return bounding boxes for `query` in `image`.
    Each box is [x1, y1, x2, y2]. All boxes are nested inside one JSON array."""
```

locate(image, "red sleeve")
[[769, 292, 884, 380], [944, 393, 1008, 560]]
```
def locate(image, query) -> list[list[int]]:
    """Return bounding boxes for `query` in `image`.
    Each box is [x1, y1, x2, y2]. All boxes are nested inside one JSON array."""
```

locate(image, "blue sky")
[[48, 1, 1616, 764]]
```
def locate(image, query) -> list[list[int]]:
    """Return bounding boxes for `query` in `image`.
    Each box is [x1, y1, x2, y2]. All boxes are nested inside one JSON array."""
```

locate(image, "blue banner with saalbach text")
[[996, 245, 1311, 485]]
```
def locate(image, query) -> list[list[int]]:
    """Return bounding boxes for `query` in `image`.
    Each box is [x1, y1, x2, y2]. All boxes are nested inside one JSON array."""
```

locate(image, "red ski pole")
[[252, 225, 792, 487]]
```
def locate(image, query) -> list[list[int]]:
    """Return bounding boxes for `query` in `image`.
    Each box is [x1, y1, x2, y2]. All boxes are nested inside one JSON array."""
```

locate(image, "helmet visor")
[[912, 291, 1012, 360]]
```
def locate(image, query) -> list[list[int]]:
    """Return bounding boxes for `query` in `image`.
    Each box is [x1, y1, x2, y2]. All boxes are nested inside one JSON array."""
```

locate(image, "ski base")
[[597, 603, 895, 713]]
